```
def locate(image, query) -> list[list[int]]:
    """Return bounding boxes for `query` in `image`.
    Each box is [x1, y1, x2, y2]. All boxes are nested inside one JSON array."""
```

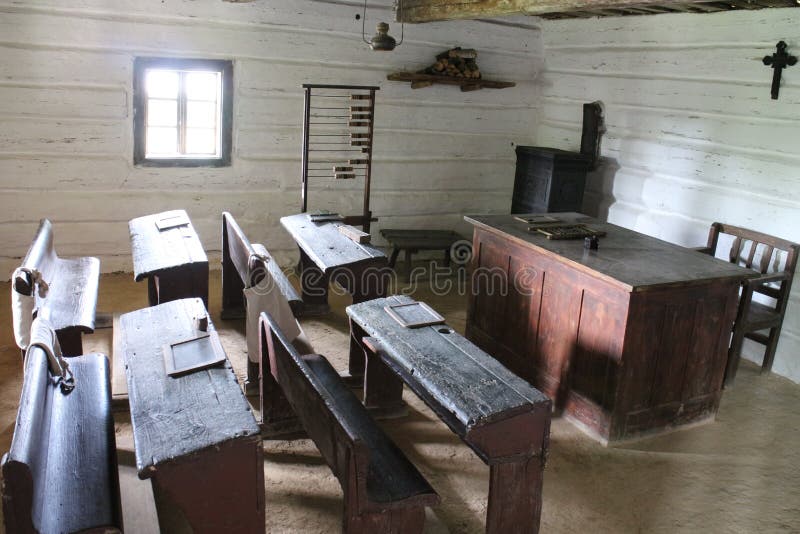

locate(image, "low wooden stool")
[[380, 229, 467, 279]]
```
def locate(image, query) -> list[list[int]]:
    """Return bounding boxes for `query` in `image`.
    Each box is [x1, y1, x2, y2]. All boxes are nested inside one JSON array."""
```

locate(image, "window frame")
[[133, 57, 233, 167]]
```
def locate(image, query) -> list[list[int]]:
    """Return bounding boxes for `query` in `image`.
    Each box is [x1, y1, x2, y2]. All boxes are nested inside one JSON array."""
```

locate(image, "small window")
[[133, 58, 233, 167]]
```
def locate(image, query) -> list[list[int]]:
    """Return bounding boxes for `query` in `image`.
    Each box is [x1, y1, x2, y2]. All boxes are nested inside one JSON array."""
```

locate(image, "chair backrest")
[[15, 219, 58, 296], [706, 222, 800, 301]]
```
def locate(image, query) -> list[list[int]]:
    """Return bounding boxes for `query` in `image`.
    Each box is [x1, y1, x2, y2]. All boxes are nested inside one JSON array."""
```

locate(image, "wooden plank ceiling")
[[397, 0, 798, 21]]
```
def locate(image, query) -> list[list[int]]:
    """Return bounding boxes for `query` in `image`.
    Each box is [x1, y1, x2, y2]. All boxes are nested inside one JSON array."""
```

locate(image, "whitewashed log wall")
[[0, 0, 541, 275], [536, 9, 800, 382]]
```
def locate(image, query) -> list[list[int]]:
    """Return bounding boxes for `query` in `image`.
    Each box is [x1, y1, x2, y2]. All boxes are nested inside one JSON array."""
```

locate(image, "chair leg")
[[760, 327, 781, 374], [724, 327, 747, 387]]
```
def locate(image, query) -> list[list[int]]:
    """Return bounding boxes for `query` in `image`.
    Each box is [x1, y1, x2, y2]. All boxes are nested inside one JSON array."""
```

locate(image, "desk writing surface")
[[129, 210, 208, 281], [119, 298, 260, 477], [280, 213, 385, 274], [347, 295, 549, 434], [465, 213, 754, 292]]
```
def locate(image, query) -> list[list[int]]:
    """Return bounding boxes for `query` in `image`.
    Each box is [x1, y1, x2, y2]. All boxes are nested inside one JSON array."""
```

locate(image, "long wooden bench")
[[221, 211, 303, 394], [222, 211, 302, 319], [2, 321, 122, 534], [259, 311, 439, 533], [12, 219, 99, 356]]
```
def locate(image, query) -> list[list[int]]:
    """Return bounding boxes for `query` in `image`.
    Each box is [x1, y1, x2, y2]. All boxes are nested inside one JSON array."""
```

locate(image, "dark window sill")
[[134, 157, 231, 168]]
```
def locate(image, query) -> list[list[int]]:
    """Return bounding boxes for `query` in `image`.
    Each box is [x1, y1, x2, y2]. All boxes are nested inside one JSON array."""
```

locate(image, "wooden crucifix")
[[763, 41, 796, 100]]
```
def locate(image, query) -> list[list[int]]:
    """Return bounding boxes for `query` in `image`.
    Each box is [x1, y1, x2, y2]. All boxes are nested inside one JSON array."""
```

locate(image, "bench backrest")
[[14, 220, 58, 297], [258, 312, 368, 497], [222, 211, 265, 288], [2, 347, 122, 534], [223, 211, 302, 314]]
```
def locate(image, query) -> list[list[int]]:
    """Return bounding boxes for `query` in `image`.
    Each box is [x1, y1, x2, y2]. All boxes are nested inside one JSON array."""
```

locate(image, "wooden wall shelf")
[[387, 72, 515, 92]]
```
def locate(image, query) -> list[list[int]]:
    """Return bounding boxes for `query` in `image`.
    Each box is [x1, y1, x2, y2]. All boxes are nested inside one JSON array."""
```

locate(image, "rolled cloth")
[[26, 317, 74, 392], [11, 267, 49, 350]]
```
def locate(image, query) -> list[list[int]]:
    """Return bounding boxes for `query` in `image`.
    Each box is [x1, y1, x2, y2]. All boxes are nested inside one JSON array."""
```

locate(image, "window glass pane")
[[185, 72, 219, 101], [146, 70, 178, 99], [185, 128, 217, 155], [146, 127, 178, 156], [187, 101, 217, 129], [147, 99, 178, 127]]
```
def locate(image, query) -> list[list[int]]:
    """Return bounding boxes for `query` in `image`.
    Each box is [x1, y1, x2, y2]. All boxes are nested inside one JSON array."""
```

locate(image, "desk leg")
[[346, 266, 390, 384], [147, 276, 159, 306], [150, 264, 209, 309], [298, 248, 330, 315], [486, 456, 544, 534], [361, 342, 405, 418], [150, 437, 264, 534], [343, 320, 368, 387]]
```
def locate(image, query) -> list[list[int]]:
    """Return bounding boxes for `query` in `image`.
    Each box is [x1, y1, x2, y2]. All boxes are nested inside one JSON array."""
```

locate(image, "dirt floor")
[[1, 270, 798, 533]]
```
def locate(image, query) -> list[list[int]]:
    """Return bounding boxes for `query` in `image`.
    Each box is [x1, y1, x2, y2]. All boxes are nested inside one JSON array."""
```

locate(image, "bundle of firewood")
[[419, 47, 481, 79]]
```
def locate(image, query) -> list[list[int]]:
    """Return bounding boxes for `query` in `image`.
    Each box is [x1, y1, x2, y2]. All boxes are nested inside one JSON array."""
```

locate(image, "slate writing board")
[[155, 212, 191, 231], [385, 301, 445, 328], [163, 333, 226, 377], [513, 214, 560, 225]]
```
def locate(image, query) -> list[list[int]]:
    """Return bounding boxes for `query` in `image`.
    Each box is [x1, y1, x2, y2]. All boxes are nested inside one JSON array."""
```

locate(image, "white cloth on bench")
[[11, 267, 49, 350], [26, 318, 75, 392], [245, 268, 301, 363]]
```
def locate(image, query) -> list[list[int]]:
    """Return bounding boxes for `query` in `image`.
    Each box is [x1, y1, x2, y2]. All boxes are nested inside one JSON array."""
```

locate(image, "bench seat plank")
[[303, 354, 436, 506], [119, 298, 260, 474], [261, 312, 438, 532], [14, 219, 100, 355], [38, 256, 100, 333], [2, 348, 121, 534]]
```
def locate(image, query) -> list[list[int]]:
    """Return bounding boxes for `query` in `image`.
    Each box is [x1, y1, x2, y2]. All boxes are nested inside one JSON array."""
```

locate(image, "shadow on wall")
[[581, 156, 620, 221]]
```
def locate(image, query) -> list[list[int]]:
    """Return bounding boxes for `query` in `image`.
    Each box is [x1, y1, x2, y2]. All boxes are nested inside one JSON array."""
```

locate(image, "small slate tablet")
[[385, 301, 446, 329], [155, 212, 191, 231], [163, 333, 226, 377], [513, 214, 560, 225]]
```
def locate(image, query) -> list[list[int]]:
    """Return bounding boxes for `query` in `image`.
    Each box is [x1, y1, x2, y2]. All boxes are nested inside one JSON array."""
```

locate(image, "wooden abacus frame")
[[301, 84, 379, 232]]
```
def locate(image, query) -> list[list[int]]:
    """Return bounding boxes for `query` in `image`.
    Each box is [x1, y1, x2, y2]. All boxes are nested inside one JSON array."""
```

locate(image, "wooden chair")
[[698, 222, 799, 385]]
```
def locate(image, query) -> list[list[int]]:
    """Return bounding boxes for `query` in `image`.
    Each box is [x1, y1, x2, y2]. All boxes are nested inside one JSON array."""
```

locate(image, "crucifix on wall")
[[763, 41, 796, 100]]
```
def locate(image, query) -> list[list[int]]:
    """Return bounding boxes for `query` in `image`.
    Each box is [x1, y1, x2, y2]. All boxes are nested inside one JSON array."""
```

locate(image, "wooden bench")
[[118, 298, 263, 533], [259, 311, 439, 533], [347, 295, 552, 534], [12, 219, 99, 356], [380, 229, 467, 279], [221, 211, 303, 319], [221, 211, 304, 395], [129, 210, 209, 308], [2, 324, 122, 533]]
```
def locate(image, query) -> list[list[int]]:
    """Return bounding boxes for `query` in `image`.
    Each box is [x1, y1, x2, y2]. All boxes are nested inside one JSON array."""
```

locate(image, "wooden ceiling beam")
[[397, 0, 796, 22]]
